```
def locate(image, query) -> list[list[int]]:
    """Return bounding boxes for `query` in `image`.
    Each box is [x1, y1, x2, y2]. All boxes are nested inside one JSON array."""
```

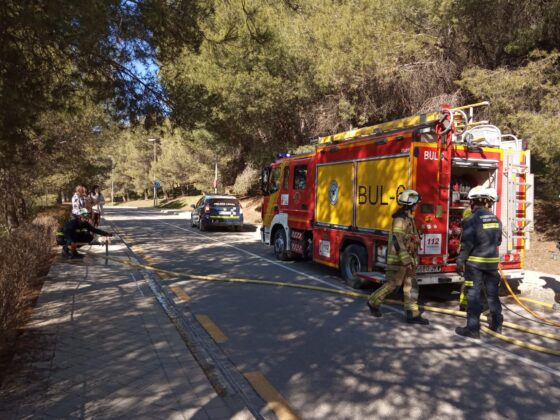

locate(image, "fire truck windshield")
[[269, 167, 281, 193]]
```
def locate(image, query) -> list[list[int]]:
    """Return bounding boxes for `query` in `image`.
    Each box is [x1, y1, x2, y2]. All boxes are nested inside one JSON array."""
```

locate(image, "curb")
[[110, 224, 266, 419]]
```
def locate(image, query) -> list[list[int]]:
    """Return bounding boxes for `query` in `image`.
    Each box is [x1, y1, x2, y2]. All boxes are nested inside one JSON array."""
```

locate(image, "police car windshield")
[[208, 198, 238, 206]]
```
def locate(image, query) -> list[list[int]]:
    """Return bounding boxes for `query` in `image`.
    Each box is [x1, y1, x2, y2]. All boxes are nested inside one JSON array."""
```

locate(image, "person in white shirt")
[[71, 185, 86, 219], [90, 185, 105, 227]]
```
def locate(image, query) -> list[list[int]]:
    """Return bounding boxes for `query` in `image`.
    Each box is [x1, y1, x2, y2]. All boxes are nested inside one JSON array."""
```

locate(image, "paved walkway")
[[0, 237, 253, 419]]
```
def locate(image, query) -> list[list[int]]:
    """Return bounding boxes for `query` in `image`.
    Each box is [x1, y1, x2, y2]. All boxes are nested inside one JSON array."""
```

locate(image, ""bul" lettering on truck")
[[357, 185, 406, 206]]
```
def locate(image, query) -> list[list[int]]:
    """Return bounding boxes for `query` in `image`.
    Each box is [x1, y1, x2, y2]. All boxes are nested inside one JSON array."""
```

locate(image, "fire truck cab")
[[260, 103, 532, 288]]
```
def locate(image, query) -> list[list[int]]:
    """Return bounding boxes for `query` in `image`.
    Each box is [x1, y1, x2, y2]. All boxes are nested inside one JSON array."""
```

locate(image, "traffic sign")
[[154, 180, 161, 189]]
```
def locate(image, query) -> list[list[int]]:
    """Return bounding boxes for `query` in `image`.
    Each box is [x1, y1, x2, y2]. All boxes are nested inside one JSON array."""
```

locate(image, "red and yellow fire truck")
[[260, 102, 533, 288]]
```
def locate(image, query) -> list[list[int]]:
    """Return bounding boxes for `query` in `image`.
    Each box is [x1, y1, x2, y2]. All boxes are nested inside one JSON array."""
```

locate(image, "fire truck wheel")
[[273, 228, 290, 261], [340, 244, 366, 289]]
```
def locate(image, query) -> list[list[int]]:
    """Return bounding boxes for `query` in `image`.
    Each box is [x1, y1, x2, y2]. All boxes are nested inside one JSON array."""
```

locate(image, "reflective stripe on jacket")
[[456, 207, 502, 270]]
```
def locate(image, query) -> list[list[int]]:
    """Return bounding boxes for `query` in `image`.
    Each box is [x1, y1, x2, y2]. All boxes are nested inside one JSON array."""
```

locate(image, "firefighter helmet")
[[484, 187, 498, 202], [397, 189, 421, 206], [468, 186, 498, 202]]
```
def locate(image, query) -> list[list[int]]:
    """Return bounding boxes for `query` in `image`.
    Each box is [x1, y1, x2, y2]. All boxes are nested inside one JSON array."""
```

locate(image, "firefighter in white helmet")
[[457, 187, 497, 311], [367, 189, 429, 325], [455, 186, 503, 338]]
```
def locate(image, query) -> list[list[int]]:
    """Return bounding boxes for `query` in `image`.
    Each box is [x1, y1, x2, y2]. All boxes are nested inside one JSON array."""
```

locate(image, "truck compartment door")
[[316, 162, 354, 227], [355, 155, 409, 231]]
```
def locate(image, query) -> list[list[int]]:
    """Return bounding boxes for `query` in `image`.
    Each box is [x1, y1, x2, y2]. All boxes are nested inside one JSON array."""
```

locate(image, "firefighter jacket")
[[61, 218, 110, 243], [456, 207, 502, 270], [386, 207, 421, 268]]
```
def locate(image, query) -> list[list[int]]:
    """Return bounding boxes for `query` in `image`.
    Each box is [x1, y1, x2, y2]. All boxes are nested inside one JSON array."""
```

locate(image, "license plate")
[[417, 265, 441, 273]]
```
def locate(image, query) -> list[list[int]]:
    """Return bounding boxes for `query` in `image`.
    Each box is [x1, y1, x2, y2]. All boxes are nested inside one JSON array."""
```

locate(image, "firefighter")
[[455, 186, 503, 338], [57, 208, 113, 259], [458, 206, 472, 311], [367, 190, 429, 325]]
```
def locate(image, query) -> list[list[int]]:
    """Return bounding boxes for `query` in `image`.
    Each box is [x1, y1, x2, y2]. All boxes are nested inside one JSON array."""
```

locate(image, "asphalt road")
[[105, 208, 560, 419]]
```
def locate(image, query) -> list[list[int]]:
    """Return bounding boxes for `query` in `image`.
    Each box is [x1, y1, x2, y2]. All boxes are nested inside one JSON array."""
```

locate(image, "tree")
[[458, 51, 560, 194]]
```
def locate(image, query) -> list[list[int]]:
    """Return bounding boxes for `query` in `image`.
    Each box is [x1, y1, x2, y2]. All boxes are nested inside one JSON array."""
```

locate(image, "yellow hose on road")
[[86, 252, 560, 356], [480, 326, 560, 357], [499, 267, 560, 328], [505, 295, 556, 310]]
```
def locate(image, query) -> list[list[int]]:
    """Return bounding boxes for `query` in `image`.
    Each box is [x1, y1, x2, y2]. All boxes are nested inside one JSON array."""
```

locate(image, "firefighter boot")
[[489, 313, 503, 334], [367, 301, 382, 318], [61, 245, 71, 258], [405, 311, 429, 325], [455, 326, 480, 339]]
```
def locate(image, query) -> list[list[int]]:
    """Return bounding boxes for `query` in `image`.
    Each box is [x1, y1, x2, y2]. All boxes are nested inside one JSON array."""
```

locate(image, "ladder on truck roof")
[[500, 135, 534, 253], [315, 101, 490, 144]]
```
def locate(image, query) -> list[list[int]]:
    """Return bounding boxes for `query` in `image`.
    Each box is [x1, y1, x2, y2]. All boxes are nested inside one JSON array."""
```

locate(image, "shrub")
[[231, 165, 260, 197], [0, 216, 57, 350]]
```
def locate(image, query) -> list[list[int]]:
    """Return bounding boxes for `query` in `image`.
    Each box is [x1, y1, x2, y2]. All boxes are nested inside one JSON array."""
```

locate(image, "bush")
[[231, 165, 260, 197], [0, 216, 57, 350]]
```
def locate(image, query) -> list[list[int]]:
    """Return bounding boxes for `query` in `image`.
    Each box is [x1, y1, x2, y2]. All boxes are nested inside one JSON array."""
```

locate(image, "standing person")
[[367, 190, 429, 325], [90, 185, 105, 227], [455, 186, 503, 338], [458, 206, 473, 312], [71, 185, 86, 219]]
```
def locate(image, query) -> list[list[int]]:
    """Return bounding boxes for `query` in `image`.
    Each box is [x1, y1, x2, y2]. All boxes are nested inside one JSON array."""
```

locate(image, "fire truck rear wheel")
[[340, 244, 366, 289], [273, 228, 290, 261]]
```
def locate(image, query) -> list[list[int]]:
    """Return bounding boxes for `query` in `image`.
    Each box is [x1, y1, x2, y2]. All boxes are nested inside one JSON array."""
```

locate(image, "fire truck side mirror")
[[261, 166, 271, 196]]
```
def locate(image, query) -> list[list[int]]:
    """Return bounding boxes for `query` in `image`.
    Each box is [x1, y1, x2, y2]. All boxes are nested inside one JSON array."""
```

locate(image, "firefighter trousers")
[[464, 264, 503, 332], [368, 265, 420, 317]]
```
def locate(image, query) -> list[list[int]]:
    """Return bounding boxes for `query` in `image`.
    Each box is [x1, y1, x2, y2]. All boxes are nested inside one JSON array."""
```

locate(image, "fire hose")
[[85, 251, 560, 357], [499, 266, 560, 328]]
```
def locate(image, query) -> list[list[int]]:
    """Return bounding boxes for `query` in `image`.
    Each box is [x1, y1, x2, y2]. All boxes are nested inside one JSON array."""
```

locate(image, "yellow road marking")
[[143, 255, 157, 265], [195, 314, 228, 343], [244, 371, 300, 420], [132, 245, 145, 254], [170, 285, 191, 302]]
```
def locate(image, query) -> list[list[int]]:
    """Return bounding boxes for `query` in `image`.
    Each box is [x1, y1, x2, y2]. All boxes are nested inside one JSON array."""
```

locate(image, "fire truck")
[[260, 102, 533, 288]]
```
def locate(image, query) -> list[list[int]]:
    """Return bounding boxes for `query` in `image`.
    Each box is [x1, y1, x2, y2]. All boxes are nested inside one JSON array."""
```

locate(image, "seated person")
[[57, 208, 113, 259]]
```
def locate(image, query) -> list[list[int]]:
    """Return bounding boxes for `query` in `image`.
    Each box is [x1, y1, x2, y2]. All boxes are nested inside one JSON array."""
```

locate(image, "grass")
[[109, 196, 202, 210]]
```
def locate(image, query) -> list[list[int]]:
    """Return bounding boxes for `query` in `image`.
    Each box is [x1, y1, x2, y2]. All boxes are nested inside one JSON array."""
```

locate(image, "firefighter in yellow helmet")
[[367, 190, 429, 325]]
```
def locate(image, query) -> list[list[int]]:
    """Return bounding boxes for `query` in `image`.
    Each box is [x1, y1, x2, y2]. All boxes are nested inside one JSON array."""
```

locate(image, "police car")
[[190, 195, 244, 231]]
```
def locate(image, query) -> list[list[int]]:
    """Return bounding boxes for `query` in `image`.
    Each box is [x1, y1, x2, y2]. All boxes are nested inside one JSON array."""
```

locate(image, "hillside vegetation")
[[2, 0, 560, 228]]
